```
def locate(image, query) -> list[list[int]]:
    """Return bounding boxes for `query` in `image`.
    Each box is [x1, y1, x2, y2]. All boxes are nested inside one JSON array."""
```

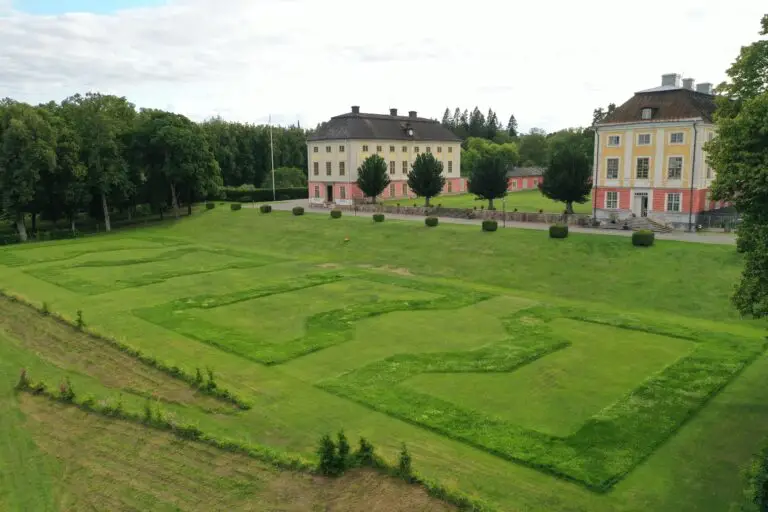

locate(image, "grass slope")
[[382, 190, 593, 214], [0, 208, 766, 511]]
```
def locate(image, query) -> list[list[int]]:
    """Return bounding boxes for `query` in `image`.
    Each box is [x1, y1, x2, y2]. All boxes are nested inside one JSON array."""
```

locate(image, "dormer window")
[[641, 108, 653, 120]]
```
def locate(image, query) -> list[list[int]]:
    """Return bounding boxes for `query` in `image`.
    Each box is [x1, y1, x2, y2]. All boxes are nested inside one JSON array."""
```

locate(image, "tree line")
[[0, 93, 309, 241]]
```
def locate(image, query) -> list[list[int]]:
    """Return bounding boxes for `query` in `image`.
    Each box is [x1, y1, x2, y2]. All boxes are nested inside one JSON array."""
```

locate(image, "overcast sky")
[[1, 0, 765, 132]]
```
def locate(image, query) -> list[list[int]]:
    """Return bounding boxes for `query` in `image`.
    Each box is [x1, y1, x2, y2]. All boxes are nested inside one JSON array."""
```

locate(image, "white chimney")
[[696, 83, 713, 95], [662, 73, 681, 87], [683, 78, 695, 90]]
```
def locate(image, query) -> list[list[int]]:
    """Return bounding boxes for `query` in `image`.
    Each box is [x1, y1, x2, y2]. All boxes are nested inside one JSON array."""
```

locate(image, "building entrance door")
[[633, 193, 649, 217], [326, 185, 334, 203]]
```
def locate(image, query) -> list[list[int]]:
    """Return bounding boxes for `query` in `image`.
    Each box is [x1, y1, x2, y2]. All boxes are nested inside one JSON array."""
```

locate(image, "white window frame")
[[669, 132, 685, 144], [339, 145, 345, 153], [325, 161, 332, 176], [402, 145, 408, 152], [313, 185, 320, 198], [635, 157, 650, 179], [666, 193, 681, 212], [606, 157, 619, 180], [389, 145, 395, 153], [448, 147, 453, 153], [402, 183, 408, 195], [448, 161, 453, 173], [447, 181, 453, 193], [313, 162, 319, 176], [339, 161, 345, 176], [362, 145, 369, 152], [607, 135, 621, 147], [605, 191, 619, 209], [402, 160, 408, 174], [636, 133, 652, 146], [340, 186, 346, 199], [667, 156, 683, 180], [389, 161, 396, 175], [641, 108, 653, 120], [389, 183, 395, 197], [326, 146, 332, 153], [512, 180, 518, 189]]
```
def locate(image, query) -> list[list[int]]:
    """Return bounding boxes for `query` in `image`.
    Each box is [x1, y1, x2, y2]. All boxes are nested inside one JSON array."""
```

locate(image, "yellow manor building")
[[593, 74, 721, 229], [307, 106, 463, 204]]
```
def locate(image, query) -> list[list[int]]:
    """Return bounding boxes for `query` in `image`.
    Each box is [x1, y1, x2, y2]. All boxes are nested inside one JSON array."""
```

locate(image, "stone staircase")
[[624, 216, 674, 233]]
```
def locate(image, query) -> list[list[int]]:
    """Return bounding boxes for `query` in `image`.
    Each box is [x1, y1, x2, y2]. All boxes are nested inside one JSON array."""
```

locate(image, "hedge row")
[[221, 187, 308, 203], [0, 290, 251, 410], [734, 441, 768, 511]]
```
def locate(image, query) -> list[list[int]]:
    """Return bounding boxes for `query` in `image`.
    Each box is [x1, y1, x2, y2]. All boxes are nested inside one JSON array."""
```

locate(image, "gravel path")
[[247, 200, 737, 246]]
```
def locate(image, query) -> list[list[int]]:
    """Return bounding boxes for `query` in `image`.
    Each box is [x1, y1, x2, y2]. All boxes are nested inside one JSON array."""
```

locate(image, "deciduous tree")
[[468, 153, 508, 210], [407, 153, 445, 206], [356, 154, 390, 203], [540, 129, 592, 214]]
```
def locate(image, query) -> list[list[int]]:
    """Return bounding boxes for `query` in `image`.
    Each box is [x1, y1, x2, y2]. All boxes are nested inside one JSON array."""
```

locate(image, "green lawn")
[[0, 207, 766, 511], [383, 189, 594, 214]]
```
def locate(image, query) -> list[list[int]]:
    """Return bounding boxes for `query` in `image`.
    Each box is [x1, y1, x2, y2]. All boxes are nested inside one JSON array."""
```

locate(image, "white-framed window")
[[636, 157, 650, 179], [533, 178, 538, 186], [340, 186, 346, 199], [670, 132, 684, 144], [606, 191, 618, 209], [512, 180, 517, 189], [389, 183, 395, 197], [666, 193, 681, 212], [447, 181, 453, 193], [325, 162, 332, 176], [339, 145, 345, 153], [448, 146, 453, 153], [362, 145, 369, 152], [606, 158, 619, 179], [437, 146, 442, 153], [607, 135, 621, 147], [313, 185, 320, 198], [414, 146, 420, 154], [339, 162, 345, 176], [402, 145, 408, 152], [313, 162, 319, 176], [402, 160, 408, 173], [389, 161, 396, 175], [376, 145, 382, 152], [641, 108, 653, 120], [402, 183, 408, 195], [426, 146, 432, 153], [667, 156, 683, 179], [637, 133, 651, 146], [448, 161, 453, 173], [389, 145, 395, 152], [326, 146, 332, 153]]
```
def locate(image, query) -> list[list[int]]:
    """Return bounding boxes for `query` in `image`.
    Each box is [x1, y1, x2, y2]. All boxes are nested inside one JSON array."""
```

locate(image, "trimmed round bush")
[[425, 216, 439, 227], [373, 214, 385, 223], [549, 224, 568, 239], [330, 209, 342, 219], [259, 204, 272, 213], [632, 229, 655, 247], [482, 220, 498, 232], [230, 203, 242, 211], [205, 203, 216, 210], [292, 206, 305, 216]]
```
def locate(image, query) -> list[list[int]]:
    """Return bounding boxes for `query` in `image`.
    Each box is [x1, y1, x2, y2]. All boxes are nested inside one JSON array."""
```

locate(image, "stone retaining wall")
[[311, 202, 592, 226]]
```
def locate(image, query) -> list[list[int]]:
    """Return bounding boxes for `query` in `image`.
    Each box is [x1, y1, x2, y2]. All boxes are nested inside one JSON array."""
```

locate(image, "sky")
[[0, 0, 765, 132]]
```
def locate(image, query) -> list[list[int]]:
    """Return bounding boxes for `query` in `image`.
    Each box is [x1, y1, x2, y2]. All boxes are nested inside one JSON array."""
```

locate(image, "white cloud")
[[0, 0, 765, 132]]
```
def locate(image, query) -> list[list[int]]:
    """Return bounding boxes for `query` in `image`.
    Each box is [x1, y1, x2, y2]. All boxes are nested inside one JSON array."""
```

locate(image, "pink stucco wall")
[[507, 176, 543, 191], [309, 178, 467, 201]]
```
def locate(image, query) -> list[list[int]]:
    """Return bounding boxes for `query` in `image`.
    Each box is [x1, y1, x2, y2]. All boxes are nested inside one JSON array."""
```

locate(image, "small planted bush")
[[259, 204, 272, 214], [398, 443, 413, 482], [317, 434, 338, 476], [356, 437, 376, 466], [372, 213, 385, 223], [330, 209, 342, 219], [292, 206, 305, 216], [482, 220, 498, 232], [230, 203, 242, 211], [425, 216, 439, 227], [632, 229, 655, 247], [205, 203, 216, 210], [549, 224, 569, 239], [76, 310, 85, 330]]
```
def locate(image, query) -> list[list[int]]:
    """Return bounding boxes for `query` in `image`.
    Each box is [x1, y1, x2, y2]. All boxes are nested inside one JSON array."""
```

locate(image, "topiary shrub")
[[482, 220, 498, 232], [330, 209, 342, 219], [259, 204, 272, 214], [549, 224, 568, 239], [205, 203, 215, 210], [425, 216, 438, 227], [230, 203, 242, 211], [292, 206, 305, 216], [632, 229, 655, 247], [373, 214, 385, 223]]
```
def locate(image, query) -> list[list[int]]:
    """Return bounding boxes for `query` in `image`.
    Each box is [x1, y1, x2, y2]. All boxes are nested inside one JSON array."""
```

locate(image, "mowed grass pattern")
[[1, 208, 767, 511]]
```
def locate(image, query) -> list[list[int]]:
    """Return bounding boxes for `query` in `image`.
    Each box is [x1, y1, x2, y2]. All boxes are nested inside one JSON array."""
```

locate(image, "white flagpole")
[[269, 115, 276, 201]]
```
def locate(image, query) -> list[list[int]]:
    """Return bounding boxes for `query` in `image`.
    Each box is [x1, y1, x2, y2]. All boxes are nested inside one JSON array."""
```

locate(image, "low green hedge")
[[735, 441, 768, 511], [549, 224, 568, 239], [230, 203, 242, 211], [373, 214, 385, 223], [292, 206, 305, 216], [259, 204, 272, 214], [205, 203, 216, 210], [221, 187, 308, 203], [330, 209, 342, 219], [632, 229, 655, 247], [482, 220, 498, 232], [425, 217, 438, 227]]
